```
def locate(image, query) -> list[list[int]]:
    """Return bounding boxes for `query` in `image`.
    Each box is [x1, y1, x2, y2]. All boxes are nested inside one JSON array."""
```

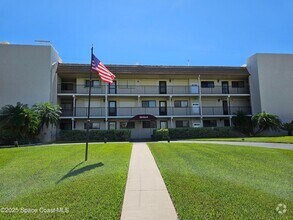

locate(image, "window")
[[232, 81, 245, 88], [92, 123, 100, 129], [85, 80, 100, 87], [83, 122, 100, 129], [174, 100, 188, 107], [84, 122, 92, 129], [142, 100, 156, 108], [108, 122, 116, 130], [61, 83, 74, 91], [60, 100, 73, 109], [203, 120, 217, 127], [224, 119, 230, 127], [60, 120, 72, 130], [175, 120, 189, 128], [142, 121, 157, 128], [160, 121, 168, 129], [120, 121, 135, 129], [201, 81, 214, 88], [121, 79, 135, 89]]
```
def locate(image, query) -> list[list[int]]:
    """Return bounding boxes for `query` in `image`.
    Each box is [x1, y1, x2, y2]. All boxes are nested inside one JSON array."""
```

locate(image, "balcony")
[[202, 106, 251, 115], [58, 84, 250, 95], [201, 86, 250, 94], [61, 106, 251, 117]]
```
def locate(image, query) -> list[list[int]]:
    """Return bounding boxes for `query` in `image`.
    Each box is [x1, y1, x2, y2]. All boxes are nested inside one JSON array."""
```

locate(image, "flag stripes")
[[91, 54, 116, 83]]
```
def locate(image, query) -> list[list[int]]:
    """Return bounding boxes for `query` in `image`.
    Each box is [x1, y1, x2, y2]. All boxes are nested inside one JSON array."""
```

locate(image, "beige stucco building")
[[0, 43, 61, 141], [0, 43, 292, 140], [247, 53, 293, 123], [57, 64, 251, 139]]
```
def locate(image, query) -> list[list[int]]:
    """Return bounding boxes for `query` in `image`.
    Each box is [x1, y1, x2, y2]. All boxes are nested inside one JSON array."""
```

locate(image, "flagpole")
[[85, 46, 93, 161], [105, 82, 108, 130]]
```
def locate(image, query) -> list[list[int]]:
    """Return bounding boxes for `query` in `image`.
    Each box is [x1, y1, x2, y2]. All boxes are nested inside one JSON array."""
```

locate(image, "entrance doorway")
[[108, 101, 117, 116], [159, 101, 167, 115], [109, 81, 117, 94], [222, 81, 229, 94], [159, 81, 167, 94], [222, 100, 229, 115]]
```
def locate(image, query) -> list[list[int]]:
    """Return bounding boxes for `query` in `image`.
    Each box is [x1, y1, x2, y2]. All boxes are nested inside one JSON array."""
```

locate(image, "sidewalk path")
[[172, 140, 293, 150], [121, 143, 177, 220]]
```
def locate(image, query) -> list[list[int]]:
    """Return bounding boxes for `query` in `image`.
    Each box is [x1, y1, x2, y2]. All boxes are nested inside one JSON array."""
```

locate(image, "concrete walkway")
[[173, 140, 293, 150], [121, 143, 177, 220]]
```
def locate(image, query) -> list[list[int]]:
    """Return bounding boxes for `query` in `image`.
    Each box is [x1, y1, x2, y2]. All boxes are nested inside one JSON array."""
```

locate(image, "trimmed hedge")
[[58, 130, 131, 142], [153, 129, 169, 141], [0, 130, 40, 145], [153, 127, 244, 140]]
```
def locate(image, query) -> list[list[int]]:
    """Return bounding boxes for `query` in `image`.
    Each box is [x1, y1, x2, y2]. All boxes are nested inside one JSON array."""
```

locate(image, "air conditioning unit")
[[193, 123, 201, 128]]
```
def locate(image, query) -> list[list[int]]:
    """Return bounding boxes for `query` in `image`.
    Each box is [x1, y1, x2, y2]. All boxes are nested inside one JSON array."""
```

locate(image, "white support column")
[[227, 95, 231, 115], [137, 96, 140, 107], [170, 117, 174, 128], [228, 95, 232, 126], [71, 118, 75, 130], [169, 96, 172, 116], [73, 95, 76, 117], [105, 82, 108, 130], [198, 75, 203, 127]]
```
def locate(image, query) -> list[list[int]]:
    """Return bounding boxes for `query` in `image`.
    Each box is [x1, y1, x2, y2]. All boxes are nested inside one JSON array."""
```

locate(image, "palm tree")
[[33, 102, 62, 131], [281, 121, 293, 136], [0, 102, 40, 141], [232, 111, 253, 136], [252, 112, 281, 135], [0, 102, 27, 138]]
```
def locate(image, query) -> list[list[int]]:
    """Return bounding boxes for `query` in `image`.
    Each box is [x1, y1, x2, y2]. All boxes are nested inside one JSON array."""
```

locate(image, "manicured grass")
[[190, 136, 293, 144], [0, 143, 132, 219], [149, 143, 293, 219]]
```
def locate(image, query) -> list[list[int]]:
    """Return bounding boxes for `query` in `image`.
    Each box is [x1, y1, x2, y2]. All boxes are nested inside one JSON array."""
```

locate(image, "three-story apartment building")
[[57, 64, 251, 139], [2, 44, 292, 141]]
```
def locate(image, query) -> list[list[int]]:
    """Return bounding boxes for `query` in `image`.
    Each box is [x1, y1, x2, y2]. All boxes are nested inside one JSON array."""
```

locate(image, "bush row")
[[57, 130, 131, 142], [0, 130, 40, 145], [153, 127, 244, 140]]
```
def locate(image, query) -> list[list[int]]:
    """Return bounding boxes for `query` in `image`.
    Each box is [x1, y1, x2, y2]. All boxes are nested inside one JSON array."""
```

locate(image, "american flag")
[[91, 54, 116, 83]]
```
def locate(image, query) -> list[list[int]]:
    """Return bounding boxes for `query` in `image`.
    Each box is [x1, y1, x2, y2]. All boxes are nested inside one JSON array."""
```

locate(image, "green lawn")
[[0, 143, 132, 219], [149, 143, 293, 219], [190, 136, 293, 144]]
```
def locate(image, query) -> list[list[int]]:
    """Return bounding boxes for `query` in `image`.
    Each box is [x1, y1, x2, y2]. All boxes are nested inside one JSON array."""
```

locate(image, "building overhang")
[[57, 63, 250, 79], [129, 114, 157, 121]]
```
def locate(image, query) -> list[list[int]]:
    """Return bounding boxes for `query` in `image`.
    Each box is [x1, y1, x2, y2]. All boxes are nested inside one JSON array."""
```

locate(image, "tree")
[[281, 121, 293, 136], [0, 102, 28, 139], [23, 108, 40, 138], [232, 111, 254, 136], [252, 112, 281, 135], [33, 102, 62, 131], [0, 102, 40, 141]]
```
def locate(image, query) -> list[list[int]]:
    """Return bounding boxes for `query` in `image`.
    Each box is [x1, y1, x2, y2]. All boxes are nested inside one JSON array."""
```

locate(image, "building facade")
[[247, 53, 293, 123], [57, 64, 251, 139], [1, 43, 292, 140], [0, 43, 61, 142]]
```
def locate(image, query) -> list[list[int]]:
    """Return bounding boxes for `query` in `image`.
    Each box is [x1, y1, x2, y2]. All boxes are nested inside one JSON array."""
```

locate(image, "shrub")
[[0, 129, 39, 145], [252, 112, 281, 135], [58, 130, 131, 142], [232, 111, 253, 136], [281, 121, 293, 136], [153, 127, 243, 140], [153, 129, 169, 140]]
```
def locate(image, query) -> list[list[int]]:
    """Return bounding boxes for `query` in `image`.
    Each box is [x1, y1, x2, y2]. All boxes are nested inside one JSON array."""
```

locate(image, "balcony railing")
[[61, 106, 251, 117], [201, 86, 250, 94], [202, 106, 251, 115], [58, 84, 250, 95]]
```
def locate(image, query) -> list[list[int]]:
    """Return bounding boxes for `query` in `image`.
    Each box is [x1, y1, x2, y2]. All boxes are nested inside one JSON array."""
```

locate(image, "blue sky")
[[1, 0, 293, 66]]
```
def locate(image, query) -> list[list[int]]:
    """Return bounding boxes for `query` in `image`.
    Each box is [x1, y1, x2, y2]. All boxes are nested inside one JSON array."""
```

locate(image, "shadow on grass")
[[57, 162, 104, 184]]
